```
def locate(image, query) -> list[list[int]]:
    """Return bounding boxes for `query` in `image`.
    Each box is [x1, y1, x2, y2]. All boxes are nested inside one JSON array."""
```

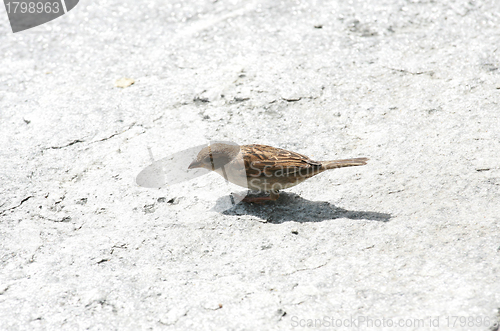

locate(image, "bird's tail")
[[321, 158, 369, 170]]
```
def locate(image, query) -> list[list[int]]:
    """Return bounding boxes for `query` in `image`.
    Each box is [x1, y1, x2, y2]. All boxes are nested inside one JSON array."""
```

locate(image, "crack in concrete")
[[385, 67, 435, 76], [44, 122, 138, 150], [0, 285, 11, 295], [282, 262, 329, 276], [282, 97, 303, 102], [90, 122, 137, 144], [49, 139, 85, 149], [0, 196, 33, 216]]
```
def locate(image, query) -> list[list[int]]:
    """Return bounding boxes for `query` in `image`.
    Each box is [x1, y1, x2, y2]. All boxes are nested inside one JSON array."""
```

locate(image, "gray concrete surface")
[[1, 0, 500, 330]]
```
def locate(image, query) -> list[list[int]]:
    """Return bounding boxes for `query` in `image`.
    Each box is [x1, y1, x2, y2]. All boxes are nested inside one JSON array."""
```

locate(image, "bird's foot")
[[237, 191, 280, 204]]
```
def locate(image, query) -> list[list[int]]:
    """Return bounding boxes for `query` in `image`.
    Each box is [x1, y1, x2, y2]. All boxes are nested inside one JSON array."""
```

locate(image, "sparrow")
[[188, 143, 368, 203]]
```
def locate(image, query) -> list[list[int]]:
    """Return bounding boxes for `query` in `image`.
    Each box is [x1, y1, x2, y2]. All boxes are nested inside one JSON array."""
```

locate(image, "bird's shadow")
[[213, 192, 391, 223]]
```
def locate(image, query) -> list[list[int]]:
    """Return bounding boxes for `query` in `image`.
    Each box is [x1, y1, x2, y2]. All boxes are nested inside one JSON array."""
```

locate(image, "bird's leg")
[[241, 190, 280, 204]]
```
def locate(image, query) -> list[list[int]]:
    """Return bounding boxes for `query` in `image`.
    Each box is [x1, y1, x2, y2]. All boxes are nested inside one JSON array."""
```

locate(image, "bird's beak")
[[188, 160, 202, 169]]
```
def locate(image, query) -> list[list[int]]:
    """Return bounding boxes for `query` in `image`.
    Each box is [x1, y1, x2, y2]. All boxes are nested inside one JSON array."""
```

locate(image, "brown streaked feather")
[[241, 144, 321, 177]]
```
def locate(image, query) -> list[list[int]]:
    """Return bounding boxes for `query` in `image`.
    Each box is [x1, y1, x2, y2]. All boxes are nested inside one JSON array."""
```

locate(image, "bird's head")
[[188, 143, 240, 171]]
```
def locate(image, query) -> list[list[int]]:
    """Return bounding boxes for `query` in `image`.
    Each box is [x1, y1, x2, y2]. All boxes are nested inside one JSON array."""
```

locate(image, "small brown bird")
[[188, 143, 368, 203]]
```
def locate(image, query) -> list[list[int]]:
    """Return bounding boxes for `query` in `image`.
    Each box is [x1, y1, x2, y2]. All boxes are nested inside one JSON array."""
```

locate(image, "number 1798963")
[[5, 1, 60, 14]]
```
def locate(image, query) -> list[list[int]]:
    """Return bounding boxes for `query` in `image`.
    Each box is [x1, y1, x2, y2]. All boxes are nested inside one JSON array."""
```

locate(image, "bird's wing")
[[242, 144, 321, 177]]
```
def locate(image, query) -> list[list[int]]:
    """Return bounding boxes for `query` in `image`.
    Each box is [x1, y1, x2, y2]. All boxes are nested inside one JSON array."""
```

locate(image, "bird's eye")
[[203, 156, 212, 164]]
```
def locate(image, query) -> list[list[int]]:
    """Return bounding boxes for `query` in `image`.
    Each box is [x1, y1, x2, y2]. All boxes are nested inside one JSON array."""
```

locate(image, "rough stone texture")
[[1, 0, 499, 330]]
